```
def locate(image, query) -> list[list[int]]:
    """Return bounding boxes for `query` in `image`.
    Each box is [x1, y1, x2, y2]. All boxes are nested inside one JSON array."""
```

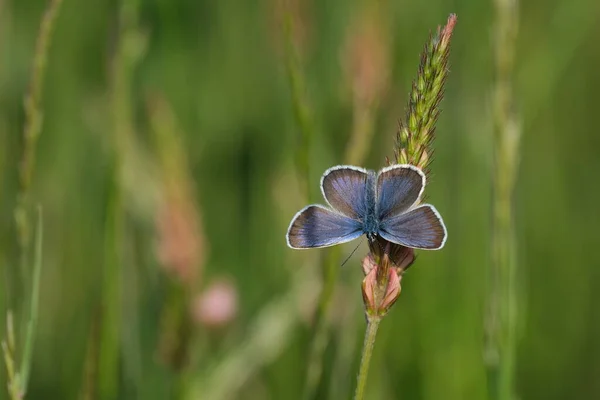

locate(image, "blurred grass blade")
[[283, 9, 314, 201], [19, 206, 43, 395], [2, 312, 20, 399], [7, 311, 15, 353], [302, 246, 340, 399], [486, 0, 520, 398], [299, 6, 388, 396], [15, 0, 64, 273], [97, 0, 144, 397], [2, 208, 43, 398], [281, 6, 333, 398], [98, 157, 123, 400]]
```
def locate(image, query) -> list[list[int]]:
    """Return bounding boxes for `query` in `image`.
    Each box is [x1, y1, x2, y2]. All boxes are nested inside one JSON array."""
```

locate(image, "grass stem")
[[98, 158, 123, 400], [283, 12, 314, 202], [302, 247, 341, 400], [15, 0, 63, 272], [281, 9, 340, 399], [2, 312, 20, 400], [1, 209, 43, 399], [19, 206, 43, 395], [486, 0, 520, 398], [4, 0, 61, 394], [353, 316, 381, 400]]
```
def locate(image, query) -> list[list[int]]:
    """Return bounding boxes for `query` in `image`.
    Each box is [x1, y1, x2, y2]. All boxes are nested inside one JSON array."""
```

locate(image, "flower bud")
[[361, 257, 402, 317]]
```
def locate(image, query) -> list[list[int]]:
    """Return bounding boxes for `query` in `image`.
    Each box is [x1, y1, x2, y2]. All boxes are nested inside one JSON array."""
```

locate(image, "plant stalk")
[[98, 0, 143, 396], [353, 14, 457, 398], [19, 207, 43, 394], [2, 312, 20, 400], [281, 9, 347, 400], [354, 316, 381, 400], [283, 12, 314, 202], [302, 246, 341, 399], [486, 0, 520, 398], [15, 0, 63, 274]]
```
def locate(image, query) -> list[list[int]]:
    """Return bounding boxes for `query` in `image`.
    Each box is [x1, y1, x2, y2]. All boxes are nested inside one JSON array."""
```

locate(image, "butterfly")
[[286, 164, 447, 250]]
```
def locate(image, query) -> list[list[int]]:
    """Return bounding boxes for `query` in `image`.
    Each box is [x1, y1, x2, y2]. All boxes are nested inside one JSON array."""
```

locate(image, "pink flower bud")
[[362, 253, 377, 275], [362, 259, 402, 317]]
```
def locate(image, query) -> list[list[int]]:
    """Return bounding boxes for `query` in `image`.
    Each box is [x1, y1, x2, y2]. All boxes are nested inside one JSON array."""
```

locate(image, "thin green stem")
[[345, 106, 376, 166], [486, 0, 520, 398], [19, 206, 43, 394], [4, 1, 61, 394], [2, 313, 20, 400], [98, 157, 123, 400], [79, 312, 101, 400], [302, 90, 377, 400], [281, 9, 341, 400], [302, 247, 341, 400], [283, 12, 314, 201], [98, 1, 143, 398], [15, 0, 63, 273], [354, 317, 381, 400]]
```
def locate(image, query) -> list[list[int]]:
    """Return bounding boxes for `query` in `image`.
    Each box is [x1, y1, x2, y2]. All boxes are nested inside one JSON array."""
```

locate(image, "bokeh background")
[[1, 0, 600, 399]]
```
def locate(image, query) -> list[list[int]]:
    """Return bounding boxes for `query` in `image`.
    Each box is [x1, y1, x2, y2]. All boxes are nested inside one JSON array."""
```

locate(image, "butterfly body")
[[360, 170, 379, 239], [286, 164, 447, 250]]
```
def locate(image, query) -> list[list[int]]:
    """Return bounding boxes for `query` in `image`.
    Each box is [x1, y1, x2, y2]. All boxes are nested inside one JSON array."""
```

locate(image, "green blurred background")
[[1, 0, 600, 399]]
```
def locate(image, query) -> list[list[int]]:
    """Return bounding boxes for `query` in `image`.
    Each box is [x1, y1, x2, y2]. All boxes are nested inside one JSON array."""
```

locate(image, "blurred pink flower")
[[192, 279, 238, 328]]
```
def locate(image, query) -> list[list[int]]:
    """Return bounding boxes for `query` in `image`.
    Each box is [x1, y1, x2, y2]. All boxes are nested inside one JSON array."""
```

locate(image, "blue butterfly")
[[286, 164, 447, 250]]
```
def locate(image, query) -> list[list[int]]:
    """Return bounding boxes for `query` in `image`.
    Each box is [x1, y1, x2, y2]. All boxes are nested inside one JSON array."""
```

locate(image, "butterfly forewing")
[[321, 166, 369, 219], [378, 204, 447, 249], [287, 205, 363, 249], [377, 165, 425, 219]]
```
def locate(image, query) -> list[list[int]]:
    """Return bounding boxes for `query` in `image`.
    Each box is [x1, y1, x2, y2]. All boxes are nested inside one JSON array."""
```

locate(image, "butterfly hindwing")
[[286, 205, 363, 249], [378, 204, 447, 249]]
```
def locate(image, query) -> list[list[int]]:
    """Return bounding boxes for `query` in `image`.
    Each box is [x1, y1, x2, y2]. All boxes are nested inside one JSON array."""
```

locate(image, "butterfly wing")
[[321, 166, 369, 219], [287, 205, 363, 249], [377, 164, 425, 219], [378, 204, 447, 249]]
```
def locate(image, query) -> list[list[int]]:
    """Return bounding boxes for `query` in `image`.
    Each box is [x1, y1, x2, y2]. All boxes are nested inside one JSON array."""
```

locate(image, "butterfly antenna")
[[341, 237, 365, 267]]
